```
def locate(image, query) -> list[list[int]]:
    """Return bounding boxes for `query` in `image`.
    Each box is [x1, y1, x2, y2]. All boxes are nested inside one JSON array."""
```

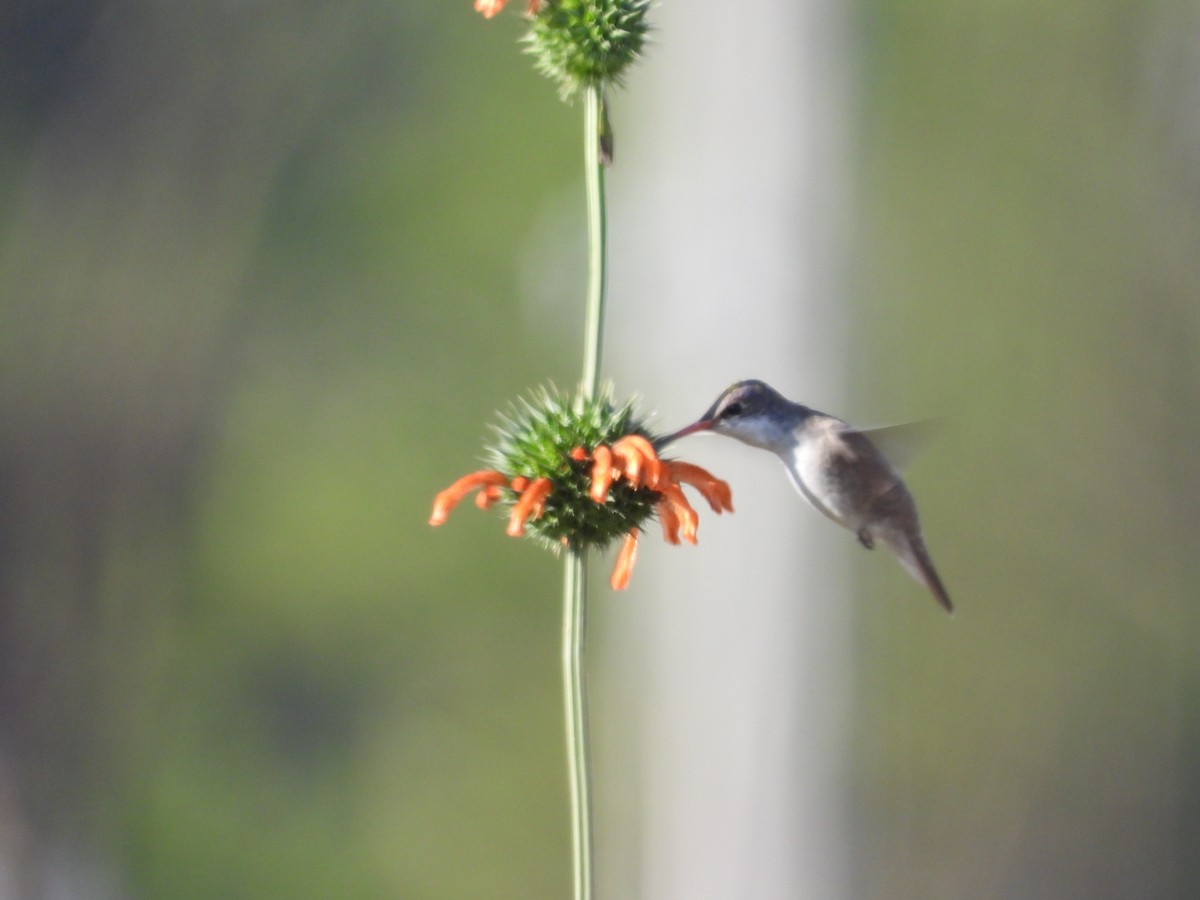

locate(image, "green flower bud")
[[429, 386, 733, 589], [523, 0, 652, 100], [486, 386, 658, 550]]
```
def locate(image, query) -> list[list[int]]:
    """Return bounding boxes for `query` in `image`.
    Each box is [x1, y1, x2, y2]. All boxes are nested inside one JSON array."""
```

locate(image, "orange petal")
[[612, 434, 657, 458], [474, 0, 507, 18], [657, 482, 699, 544], [641, 454, 668, 491], [430, 470, 509, 525], [610, 444, 641, 484], [590, 445, 615, 502], [613, 443, 668, 490], [569, 446, 588, 462], [510, 476, 529, 493], [666, 461, 734, 513], [613, 434, 666, 489], [655, 499, 682, 545], [475, 484, 504, 510], [610, 530, 640, 590], [507, 477, 553, 536]]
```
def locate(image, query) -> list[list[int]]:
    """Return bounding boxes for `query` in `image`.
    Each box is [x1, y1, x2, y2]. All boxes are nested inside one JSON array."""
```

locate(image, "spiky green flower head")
[[523, 0, 652, 101], [486, 385, 658, 550]]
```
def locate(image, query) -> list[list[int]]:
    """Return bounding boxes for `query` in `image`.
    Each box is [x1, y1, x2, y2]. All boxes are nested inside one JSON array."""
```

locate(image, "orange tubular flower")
[[610, 531, 640, 590], [429, 390, 731, 592], [654, 482, 700, 545], [507, 477, 553, 537], [474, 0, 541, 19], [656, 499, 682, 545], [589, 446, 615, 503], [430, 471, 509, 526], [430, 469, 557, 538], [577, 436, 731, 588], [475, 484, 504, 510], [665, 461, 734, 514], [611, 434, 665, 489]]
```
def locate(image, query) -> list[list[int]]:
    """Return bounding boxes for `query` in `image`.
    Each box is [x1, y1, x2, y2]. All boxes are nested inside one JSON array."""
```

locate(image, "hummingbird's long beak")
[[654, 418, 713, 450]]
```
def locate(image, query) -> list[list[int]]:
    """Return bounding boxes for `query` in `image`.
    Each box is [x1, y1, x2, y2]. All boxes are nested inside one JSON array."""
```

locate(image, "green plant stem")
[[563, 82, 606, 900], [562, 548, 592, 900], [581, 85, 607, 401]]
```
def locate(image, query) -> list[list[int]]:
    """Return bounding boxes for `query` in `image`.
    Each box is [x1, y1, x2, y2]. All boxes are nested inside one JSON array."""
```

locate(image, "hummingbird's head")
[[659, 380, 799, 452]]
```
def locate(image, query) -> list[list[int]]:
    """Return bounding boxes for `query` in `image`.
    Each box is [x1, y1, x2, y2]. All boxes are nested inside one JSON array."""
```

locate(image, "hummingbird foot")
[[856, 528, 875, 550]]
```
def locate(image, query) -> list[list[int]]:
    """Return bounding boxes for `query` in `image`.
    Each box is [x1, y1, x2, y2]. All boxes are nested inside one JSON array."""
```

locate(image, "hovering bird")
[[660, 379, 952, 613]]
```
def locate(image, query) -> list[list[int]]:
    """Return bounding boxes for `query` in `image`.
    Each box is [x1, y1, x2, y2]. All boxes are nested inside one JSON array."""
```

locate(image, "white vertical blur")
[[599, 0, 856, 897]]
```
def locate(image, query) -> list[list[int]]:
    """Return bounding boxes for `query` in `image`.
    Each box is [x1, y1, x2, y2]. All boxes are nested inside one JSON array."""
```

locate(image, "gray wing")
[[857, 419, 942, 471]]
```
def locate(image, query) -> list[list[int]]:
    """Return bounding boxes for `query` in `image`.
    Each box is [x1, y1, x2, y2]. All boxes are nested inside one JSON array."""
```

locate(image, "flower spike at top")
[[475, 0, 652, 103], [524, 0, 652, 101], [429, 386, 732, 590]]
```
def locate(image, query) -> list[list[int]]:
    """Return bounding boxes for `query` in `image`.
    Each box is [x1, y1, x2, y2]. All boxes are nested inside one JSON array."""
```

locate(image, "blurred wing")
[[858, 418, 944, 471]]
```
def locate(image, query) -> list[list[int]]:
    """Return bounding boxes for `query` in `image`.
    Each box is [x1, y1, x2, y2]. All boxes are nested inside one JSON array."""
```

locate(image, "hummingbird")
[[660, 379, 952, 613]]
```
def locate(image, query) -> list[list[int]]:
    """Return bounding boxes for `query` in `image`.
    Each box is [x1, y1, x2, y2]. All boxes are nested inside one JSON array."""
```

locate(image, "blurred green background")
[[0, 1, 1197, 898]]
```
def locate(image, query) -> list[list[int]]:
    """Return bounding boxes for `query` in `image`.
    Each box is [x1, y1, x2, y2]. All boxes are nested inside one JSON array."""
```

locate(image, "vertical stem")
[[581, 85, 607, 401], [563, 548, 593, 900], [564, 82, 606, 900]]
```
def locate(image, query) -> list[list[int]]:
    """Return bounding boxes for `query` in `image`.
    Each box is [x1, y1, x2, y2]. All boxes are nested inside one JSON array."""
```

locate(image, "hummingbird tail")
[[894, 534, 953, 614]]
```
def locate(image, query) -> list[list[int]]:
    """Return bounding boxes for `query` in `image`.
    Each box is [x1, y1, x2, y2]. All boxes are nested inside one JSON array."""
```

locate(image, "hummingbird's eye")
[[721, 402, 744, 418]]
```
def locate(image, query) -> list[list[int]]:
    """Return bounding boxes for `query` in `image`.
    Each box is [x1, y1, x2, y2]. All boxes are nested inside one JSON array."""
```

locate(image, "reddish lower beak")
[[655, 418, 712, 449]]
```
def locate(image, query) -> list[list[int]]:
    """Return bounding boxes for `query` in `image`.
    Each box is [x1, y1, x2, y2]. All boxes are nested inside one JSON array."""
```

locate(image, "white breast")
[[783, 439, 852, 529]]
